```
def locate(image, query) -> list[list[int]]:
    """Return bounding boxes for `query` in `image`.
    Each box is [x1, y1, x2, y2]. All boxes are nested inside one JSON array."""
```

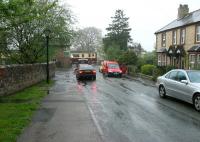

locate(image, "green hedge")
[[127, 65, 137, 76], [152, 65, 175, 81], [141, 64, 156, 76]]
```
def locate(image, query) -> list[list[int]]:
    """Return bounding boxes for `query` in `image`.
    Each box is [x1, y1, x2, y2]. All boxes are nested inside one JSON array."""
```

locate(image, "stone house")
[[155, 4, 200, 69]]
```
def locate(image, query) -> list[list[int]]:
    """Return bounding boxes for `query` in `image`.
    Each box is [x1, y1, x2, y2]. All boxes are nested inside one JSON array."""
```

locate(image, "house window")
[[88, 54, 91, 57], [180, 28, 185, 44], [196, 25, 200, 42], [198, 54, 200, 63], [72, 54, 79, 58], [197, 54, 200, 69], [158, 54, 161, 66], [162, 33, 166, 47], [157, 54, 166, 66], [172, 30, 177, 45], [82, 54, 84, 58], [189, 54, 196, 69]]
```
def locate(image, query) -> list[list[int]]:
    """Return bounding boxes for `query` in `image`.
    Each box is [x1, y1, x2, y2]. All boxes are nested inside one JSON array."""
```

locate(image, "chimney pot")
[[178, 4, 189, 19]]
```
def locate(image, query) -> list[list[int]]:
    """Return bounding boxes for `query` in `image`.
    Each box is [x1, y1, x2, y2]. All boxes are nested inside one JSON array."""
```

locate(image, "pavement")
[[17, 69, 103, 142], [123, 74, 156, 87]]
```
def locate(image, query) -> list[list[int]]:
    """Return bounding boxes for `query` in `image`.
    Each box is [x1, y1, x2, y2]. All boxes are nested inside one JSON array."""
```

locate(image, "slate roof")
[[155, 9, 200, 34], [188, 45, 200, 52], [156, 47, 167, 53], [70, 50, 96, 53]]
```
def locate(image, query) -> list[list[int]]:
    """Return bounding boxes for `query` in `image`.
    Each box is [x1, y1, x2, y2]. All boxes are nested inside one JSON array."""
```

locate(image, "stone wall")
[[0, 63, 56, 96]]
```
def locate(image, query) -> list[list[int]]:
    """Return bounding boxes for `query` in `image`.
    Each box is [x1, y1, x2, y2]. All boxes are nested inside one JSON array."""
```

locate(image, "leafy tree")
[[105, 43, 121, 61], [136, 50, 156, 71], [72, 27, 102, 52], [104, 9, 132, 51], [142, 50, 156, 65], [0, 0, 74, 64], [118, 50, 137, 65]]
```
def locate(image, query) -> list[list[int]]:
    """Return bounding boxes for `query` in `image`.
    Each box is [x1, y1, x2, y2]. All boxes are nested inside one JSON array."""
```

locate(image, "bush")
[[118, 51, 137, 65], [127, 65, 137, 76], [152, 66, 175, 81], [166, 65, 175, 72], [141, 64, 156, 76]]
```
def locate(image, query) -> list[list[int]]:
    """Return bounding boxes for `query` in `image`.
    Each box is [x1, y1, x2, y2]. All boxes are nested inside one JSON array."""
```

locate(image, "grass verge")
[[0, 81, 54, 142]]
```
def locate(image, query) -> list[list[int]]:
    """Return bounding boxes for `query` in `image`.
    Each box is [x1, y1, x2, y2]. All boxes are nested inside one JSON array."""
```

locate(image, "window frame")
[[189, 54, 196, 69], [196, 24, 200, 43], [172, 30, 177, 45], [169, 71, 178, 81], [158, 54, 161, 66], [180, 28, 186, 45], [177, 71, 187, 82], [198, 54, 200, 63], [161, 33, 166, 47], [189, 54, 196, 64]]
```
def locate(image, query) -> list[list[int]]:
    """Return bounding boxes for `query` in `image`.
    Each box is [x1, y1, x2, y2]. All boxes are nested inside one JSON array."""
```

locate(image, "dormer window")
[[172, 30, 177, 45], [162, 33, 166, 47], [196, 25, 200, 42]]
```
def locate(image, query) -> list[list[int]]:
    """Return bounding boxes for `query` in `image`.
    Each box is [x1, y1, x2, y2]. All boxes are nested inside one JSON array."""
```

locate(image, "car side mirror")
[[181, 80, 188, 84]]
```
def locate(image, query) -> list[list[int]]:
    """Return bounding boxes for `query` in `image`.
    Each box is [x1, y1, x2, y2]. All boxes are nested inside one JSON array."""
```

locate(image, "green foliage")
[[166, 65, 174, 71], [142, 51, 156, 65], [141, 64, 156, 76], [105, 43, 121, 61], [127, 65, 137, 76], [105, 43, 138, 66], [118, 50, 137, 65], [0, 0, 75, 64], [137, 57, 145, 71], [103, 9, 132, 53], [152, 66, 175, 81]]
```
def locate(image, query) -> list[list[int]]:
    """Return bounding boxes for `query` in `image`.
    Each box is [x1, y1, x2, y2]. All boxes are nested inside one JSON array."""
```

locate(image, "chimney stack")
[[178, 4, 189, 19]]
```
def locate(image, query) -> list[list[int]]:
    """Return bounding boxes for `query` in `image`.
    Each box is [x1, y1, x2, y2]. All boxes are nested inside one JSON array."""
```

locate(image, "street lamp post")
[[44, 29, 51, 84]]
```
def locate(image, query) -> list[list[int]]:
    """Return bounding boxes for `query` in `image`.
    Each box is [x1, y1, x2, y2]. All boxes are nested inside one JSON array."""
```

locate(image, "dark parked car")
[[156, 69, 200, 112], [75, 64, 96, 80]]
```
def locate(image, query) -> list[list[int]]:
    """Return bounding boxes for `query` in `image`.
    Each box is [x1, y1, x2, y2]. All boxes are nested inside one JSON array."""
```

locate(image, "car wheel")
[[103, 73, 108, 77], [92, 76, 96, 80], [159, 85, 166, 98], [76, 75, 80, 80], [193, 94, 200, 112]]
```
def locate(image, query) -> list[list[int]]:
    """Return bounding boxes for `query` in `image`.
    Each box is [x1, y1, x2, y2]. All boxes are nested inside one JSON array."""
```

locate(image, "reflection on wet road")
[[65, 67, 200, 142]]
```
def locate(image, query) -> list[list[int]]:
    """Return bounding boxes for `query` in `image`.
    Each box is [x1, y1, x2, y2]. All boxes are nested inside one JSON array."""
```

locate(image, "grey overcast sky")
[[62, 0, 200, 51]]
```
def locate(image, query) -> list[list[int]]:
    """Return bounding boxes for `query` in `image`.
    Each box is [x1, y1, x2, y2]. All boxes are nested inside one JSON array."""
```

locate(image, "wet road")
[[63, 67, 200, 142]]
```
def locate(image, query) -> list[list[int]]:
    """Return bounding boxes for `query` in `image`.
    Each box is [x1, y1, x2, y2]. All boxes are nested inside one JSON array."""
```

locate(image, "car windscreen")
[[79, 65, 94, 70], [108, 63, 119, 69], [187, 71, 200, 83]]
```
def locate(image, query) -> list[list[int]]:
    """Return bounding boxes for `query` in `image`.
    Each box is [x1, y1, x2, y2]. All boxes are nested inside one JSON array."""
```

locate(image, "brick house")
[[155, 4, 200, 69]]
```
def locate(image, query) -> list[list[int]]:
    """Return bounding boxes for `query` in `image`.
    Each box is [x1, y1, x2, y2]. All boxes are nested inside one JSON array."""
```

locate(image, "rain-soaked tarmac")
[[18, 66, 200, 142]]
